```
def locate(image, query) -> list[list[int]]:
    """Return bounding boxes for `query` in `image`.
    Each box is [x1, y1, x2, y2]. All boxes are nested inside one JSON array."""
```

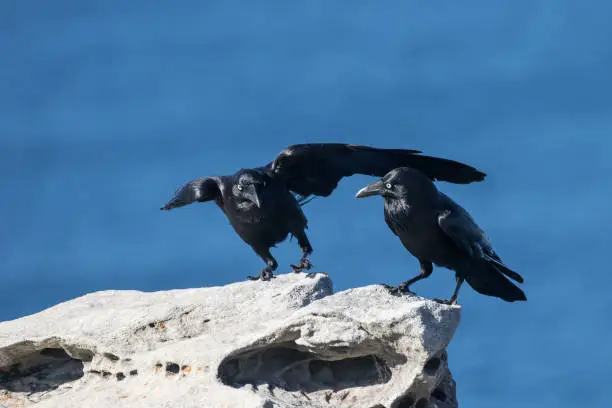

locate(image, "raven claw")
[[247, 269, 275, 281], [382, 283, 416, 296], [290, 258, 313, 273], [433, 298, 458, 305]]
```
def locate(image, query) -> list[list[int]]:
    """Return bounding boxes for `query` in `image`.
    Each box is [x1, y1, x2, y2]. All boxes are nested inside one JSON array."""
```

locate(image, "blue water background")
[[1, 1, 611, 406]]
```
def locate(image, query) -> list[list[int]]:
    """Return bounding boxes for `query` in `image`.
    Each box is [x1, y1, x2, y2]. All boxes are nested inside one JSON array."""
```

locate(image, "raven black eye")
[[385, 183, 392, 189], [237, 185, 243, 191]]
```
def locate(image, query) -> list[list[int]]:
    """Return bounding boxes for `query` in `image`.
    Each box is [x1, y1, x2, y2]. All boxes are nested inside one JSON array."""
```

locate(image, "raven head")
[[356, 167, 438, 201], [234, 170, 268, 208]]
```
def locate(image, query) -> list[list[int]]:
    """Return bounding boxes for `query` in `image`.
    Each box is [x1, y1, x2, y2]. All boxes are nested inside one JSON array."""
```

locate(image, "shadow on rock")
[[218, 342, 391, 392], [0, 348, 84, 393]]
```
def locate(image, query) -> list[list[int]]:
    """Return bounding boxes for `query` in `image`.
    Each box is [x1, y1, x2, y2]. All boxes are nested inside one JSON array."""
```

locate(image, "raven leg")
[[385, 260, 433, 295], [247, 247, 278, 281], [290, 230, 314, 274], [434, 275, 465, 305]]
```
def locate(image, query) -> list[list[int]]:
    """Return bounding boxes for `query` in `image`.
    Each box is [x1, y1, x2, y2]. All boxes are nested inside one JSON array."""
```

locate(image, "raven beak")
[[355, 180, 384, 198], [245, 184, 263, 208]]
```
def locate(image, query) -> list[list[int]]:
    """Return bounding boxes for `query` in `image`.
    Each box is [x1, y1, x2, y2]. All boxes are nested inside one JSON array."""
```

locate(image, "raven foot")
[[247, 268, 276, 282], [294, 271, 318, 279], [433, 297, 458, 305], [290, 258, 313, 274], [382, 283, 416, 296]]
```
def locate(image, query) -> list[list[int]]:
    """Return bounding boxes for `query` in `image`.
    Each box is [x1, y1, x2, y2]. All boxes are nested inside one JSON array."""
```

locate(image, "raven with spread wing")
[[355, 166, 525, 303], [161, 144, 486, 281]]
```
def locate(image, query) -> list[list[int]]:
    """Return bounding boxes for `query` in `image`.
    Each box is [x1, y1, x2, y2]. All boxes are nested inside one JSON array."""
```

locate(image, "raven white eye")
[[237, 185, 243, 191], [385, 183, 392, 189]]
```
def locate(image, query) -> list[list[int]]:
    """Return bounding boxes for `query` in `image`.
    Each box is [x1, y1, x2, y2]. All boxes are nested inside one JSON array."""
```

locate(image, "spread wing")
[[160, 176, 225, 211], [266, 143, 486, 197], [437, 194, 523, 283]]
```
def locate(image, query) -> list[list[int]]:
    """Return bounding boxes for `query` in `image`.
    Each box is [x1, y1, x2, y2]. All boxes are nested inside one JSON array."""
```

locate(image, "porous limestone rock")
[[0, 273, 460, 408]]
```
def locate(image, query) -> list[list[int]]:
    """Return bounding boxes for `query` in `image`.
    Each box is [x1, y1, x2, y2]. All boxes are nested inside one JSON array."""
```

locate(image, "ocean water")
[[1, 1, 611, 406]]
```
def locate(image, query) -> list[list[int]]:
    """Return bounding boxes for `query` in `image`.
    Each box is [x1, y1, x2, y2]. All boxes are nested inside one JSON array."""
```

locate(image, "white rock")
[[0, 273, 460, 408]]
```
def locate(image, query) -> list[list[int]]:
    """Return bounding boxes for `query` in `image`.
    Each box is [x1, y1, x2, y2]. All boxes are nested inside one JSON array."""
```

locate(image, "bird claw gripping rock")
[[433, 298, 457, 305], [290, 258, 313, 274], [247, 269, 276, 281], [382, 283, 416, 297]]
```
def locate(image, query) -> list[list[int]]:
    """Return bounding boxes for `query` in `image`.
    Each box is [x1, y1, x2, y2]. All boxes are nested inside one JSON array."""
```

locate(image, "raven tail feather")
[[463, 261, 526, 302]]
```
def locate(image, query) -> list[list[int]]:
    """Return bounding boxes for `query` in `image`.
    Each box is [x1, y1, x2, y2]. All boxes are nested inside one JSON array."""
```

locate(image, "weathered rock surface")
[[0, 273, 460, 408]]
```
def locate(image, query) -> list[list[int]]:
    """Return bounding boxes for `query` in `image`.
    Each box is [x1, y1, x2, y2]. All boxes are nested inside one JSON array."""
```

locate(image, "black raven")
[[161, 144, 486, 281], [355, 166, 525, 304]]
